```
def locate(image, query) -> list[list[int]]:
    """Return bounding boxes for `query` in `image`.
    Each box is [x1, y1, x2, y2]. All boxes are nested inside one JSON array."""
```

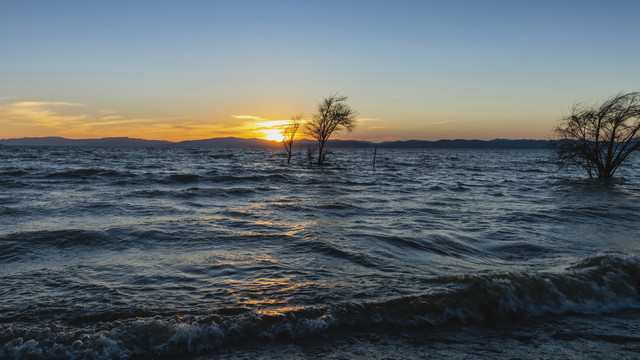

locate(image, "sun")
[[265, 132, 284, 142], [256, 121, 289, 142]]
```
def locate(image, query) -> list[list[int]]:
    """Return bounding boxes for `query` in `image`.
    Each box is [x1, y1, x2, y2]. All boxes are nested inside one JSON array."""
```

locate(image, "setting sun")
[[255, 120, 290, 142], [265, 132, 284, 142]]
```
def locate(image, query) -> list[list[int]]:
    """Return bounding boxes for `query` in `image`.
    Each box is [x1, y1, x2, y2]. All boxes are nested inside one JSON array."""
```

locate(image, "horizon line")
[[0, 135, 550, 143]]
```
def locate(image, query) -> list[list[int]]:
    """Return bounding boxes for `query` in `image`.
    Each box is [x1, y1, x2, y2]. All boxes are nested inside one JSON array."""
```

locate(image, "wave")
[[166, 173, 201, 183], [4, 169, 288, 186], [293, 240, 380, 268], [2, 253, 638, 359], [0, 228, 169, 262], [128, 173, 289, 186], [0, 230, 113, 262], [214, 174, 288, 183], [45, 168, 124, 179], [0, 170, 28, 177], [519, 168, 545, 173], [209, 153, 235, 159]]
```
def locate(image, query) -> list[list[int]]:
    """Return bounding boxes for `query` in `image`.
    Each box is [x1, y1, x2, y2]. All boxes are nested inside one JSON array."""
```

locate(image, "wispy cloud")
[[426, 113, 454, 117], [229, 114, 308, 141], [0, 100, 192, 139], [424, 120, 452, 125], [230, 114, 299, 129], [97, 109, 119, 114], [99, 115, 123, 121], [12, 101, 83, 107], [0, 101, 87, 128], [84, 118, 156, 126], [2, 101, 314, 141], [231, 115, 266, 121]]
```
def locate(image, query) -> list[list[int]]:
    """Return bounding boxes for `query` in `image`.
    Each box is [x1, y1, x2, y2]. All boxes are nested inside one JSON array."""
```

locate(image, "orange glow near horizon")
[[0, 101, 308, 142], [254, 120, 289, 142], [265, 132, 284, 142], [0, 100, 555, 142]]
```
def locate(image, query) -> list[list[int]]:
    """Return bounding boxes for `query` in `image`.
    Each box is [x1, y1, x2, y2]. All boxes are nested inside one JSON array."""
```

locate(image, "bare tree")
[[305, 93, 358, 165], [281, 113, 303, 165], [552, 92, 640, 178]]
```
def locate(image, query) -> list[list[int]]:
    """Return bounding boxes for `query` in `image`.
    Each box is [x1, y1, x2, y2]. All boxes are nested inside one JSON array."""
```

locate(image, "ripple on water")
[[1, 147, 640, 359]]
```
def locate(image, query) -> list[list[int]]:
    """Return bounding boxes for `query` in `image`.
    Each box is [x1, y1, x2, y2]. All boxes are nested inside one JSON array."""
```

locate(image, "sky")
[[1, 0, 639, 142]]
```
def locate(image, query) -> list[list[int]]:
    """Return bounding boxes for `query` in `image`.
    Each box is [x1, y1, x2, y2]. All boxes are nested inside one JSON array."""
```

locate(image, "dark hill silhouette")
[[0, 137, 171, 147], [296, 139, 377, 148], [0, 136, 550, 149], [378, 139, 548, 149]]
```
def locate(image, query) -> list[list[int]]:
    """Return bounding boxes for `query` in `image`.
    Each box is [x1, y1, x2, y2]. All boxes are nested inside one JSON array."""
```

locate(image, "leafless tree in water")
[[281, 114, 303, 165], [305, 93, 357, 165], [552, 92, 640, 178]]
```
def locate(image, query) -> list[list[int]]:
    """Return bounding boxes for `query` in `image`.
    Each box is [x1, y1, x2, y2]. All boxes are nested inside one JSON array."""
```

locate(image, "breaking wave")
[[2, 253, 638, 359]]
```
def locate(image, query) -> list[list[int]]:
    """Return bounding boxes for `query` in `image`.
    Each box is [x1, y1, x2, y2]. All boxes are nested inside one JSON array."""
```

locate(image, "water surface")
[[1, 146, 639, 359]]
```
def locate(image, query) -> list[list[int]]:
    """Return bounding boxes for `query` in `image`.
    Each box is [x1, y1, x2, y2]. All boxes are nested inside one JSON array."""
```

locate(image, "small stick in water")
[[373, 148, 377, 169]]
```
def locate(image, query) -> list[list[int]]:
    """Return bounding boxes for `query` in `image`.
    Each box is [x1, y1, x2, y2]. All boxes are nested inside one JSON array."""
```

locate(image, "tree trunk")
[[317, 142, 325, 165], [599, 168, 614, 178]]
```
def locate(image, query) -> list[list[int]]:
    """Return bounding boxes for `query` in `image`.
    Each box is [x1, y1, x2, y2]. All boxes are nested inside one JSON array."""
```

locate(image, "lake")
[[1, 146, 639, 359]]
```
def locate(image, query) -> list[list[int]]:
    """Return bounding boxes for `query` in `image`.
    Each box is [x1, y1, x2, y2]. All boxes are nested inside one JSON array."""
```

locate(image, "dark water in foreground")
[[1, 146, 640, 359]]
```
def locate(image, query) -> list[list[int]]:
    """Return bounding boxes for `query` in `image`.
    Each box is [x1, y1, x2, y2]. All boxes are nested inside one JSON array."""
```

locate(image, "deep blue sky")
[[1, 0, 639, 141]]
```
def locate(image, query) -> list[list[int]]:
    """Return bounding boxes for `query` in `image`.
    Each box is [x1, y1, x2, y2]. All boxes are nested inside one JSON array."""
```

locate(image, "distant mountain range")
[[0, 136, 550, 149]]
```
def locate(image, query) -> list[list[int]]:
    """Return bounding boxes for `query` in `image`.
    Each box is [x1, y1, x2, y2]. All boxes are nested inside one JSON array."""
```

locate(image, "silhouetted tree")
[[305, 93, 357, 165], [282, 113, 302, 165], [552, 92, 640, 178]]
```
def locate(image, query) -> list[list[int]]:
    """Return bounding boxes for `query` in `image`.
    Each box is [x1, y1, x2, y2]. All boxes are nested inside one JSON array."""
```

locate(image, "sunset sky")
[[1, 0, 639, 142]]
